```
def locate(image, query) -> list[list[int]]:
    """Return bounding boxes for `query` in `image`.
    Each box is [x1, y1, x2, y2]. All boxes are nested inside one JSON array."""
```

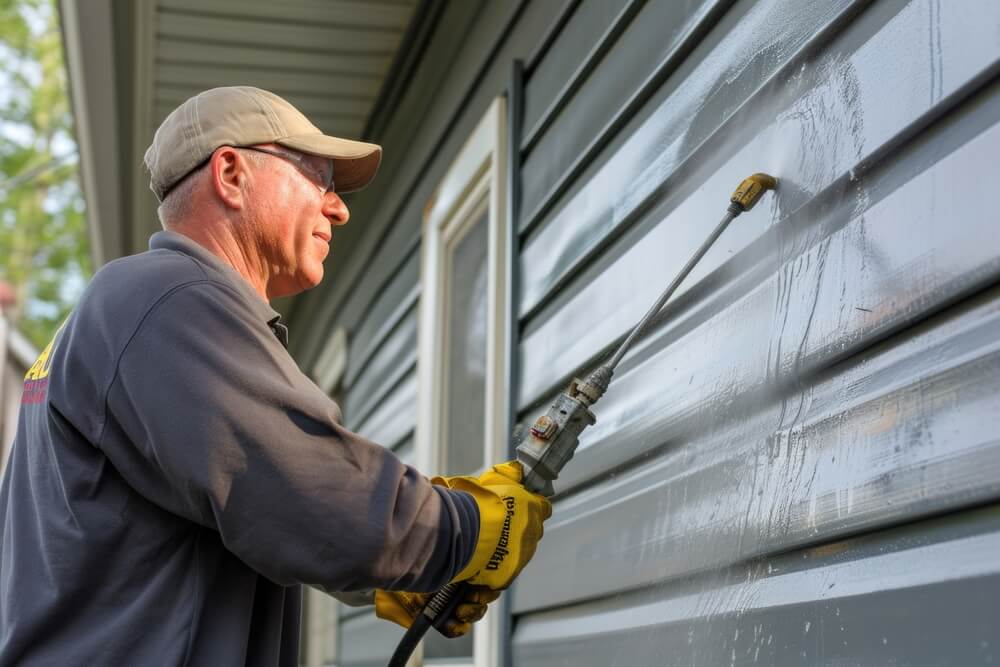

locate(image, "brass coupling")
[[729, 173, 778, 213]]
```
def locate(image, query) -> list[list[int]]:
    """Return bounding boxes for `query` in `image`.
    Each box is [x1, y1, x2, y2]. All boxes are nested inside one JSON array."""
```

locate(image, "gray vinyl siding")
[[518, 0, 728, 237], [515, 504, 1000, 665], [337, 260, 418, 667], [338, 318, 415, 667], [309, 0, 1000, 664], [511, 0, 1000, 662], [344, 308, 419, 444], [343, 251, 420, 398]]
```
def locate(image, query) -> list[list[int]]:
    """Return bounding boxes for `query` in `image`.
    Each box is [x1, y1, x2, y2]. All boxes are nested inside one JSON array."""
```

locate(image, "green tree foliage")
[[0, 0, 89, 349]]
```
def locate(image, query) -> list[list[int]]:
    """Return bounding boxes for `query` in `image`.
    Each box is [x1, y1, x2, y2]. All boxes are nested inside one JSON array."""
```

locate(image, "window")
[[415, 97, 508, 667]]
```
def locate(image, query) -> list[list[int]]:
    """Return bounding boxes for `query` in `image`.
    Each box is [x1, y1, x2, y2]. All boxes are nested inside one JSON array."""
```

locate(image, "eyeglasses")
[[239, 145, 335, 194]]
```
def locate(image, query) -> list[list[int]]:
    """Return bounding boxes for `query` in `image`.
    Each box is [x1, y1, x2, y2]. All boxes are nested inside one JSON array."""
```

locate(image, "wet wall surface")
[[330, 0, 1000, 664], [510, 0, 1000, 664], [515, 505, 1000, 665], [517, 0, 1000, 404]]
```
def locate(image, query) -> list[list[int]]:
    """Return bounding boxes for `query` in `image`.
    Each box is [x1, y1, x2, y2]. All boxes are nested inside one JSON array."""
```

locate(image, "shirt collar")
[[149, 231, 288, 347]]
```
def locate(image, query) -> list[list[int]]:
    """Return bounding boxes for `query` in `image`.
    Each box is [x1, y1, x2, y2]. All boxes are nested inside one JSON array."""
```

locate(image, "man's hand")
[[436, 461, 552, 591], [374, 586, 501, 637]]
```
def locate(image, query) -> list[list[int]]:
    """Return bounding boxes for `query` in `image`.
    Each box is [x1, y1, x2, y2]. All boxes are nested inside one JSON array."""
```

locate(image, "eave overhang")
[[59, 0, 419, 268]]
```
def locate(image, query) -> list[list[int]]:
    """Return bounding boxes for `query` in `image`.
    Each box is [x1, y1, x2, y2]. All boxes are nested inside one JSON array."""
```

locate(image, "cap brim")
[[277, 133, 382, 194]]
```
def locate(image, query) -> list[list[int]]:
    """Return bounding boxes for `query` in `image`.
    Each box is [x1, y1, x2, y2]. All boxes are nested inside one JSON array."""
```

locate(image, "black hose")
[[387, 581, 470, 667], [387, 614, 430, 667]]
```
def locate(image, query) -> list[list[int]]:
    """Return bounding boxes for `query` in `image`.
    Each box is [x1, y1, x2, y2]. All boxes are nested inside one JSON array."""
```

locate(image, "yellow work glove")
[[374, 586, 501, 637], [436, 461, 552, 591]]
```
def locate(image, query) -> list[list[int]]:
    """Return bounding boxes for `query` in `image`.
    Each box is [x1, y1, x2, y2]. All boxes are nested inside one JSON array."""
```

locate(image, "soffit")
[[148, 0, 417, 141]]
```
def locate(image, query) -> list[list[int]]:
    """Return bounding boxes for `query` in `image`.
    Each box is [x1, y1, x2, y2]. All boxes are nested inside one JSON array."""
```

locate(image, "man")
[[0, 86, 551, 665]]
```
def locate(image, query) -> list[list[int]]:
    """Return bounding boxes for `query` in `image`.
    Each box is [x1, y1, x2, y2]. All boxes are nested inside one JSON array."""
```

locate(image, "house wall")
[[297, 0, 1000, 664]]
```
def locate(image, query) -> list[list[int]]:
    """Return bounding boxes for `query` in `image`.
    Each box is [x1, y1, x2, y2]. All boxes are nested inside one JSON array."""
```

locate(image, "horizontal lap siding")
[[350, 370, 416, 454], [335, 261, 419, 665], [340, 253, 420, 447], [518, 0, 730, 236], [511, 0, 1000, 664], [515, 268, 1000, 609], [517, 0, 999, 407], [344, 251, 420, 389], [520, 0, 622, 139], [514, 504, 1000, 665], [516, 0, 852, 319], [342, 309, 417, 432]]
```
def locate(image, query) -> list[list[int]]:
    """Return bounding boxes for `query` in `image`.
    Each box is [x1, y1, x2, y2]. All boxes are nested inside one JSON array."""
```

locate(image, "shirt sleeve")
[[98, 279, 477, 593]]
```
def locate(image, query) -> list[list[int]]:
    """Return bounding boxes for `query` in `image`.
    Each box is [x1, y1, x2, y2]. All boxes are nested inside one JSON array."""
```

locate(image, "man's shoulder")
[[79, 246, 233, 332], [95, 246, 209, 291], [46, 248, 231, 440]]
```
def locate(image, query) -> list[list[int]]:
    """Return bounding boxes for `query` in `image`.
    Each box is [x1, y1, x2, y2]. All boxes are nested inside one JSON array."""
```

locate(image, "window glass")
[[442, 208, 489, 476]]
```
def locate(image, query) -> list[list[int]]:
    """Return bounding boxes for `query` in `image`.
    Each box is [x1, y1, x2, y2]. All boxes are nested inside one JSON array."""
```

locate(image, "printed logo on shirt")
[[22, 320, 67, 404]]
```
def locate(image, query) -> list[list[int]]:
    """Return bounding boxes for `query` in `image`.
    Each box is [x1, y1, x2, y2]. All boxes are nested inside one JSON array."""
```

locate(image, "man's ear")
[[210, 147, 246, 210]]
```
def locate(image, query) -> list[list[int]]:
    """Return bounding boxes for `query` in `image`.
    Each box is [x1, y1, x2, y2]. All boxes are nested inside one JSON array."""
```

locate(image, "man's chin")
[[297, 267, 324, 293], [268, 270, 323, 299]]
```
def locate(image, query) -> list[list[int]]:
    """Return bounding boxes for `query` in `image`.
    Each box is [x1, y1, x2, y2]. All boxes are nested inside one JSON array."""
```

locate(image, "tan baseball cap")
[[144, 86, 382, 201]]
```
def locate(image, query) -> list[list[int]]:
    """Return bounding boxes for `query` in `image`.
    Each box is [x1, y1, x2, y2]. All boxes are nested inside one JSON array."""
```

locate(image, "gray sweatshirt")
[[0, 231, 477, 665]]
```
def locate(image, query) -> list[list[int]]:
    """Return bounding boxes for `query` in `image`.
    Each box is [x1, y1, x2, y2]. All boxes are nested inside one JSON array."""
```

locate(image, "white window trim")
[[415, 96, 508, 667], [301, 587, 338, 667]]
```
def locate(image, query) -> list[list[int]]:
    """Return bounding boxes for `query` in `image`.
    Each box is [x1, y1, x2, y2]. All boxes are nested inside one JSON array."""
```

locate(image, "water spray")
[[387, 173, 778, 667]]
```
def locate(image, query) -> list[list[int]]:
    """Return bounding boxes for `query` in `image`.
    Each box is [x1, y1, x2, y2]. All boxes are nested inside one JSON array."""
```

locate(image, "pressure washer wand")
[[609, 173, 777, 370], [516, 173, 776, 496], [387, 174, 776, 667]]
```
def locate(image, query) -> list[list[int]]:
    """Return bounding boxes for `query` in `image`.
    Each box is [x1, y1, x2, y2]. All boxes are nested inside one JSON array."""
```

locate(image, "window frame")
[[299, 587, 339, 667], [415, 96, 509, 667]]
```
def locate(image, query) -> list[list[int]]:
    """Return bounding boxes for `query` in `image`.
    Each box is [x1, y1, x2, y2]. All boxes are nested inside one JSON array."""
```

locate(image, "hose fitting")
[[728, 173, 778, 214]]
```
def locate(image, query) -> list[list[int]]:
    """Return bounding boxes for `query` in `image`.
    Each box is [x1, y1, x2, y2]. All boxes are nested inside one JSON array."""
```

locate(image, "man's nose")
[[323, 192, 350, 226]]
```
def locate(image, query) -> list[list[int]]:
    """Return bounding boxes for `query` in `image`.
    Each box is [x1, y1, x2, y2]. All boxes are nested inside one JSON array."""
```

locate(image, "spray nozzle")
[[729, 173, 778, 213]]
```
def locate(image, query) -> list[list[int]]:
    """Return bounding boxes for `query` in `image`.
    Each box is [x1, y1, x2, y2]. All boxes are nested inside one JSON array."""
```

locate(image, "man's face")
[[243, 144, 349, 298]]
